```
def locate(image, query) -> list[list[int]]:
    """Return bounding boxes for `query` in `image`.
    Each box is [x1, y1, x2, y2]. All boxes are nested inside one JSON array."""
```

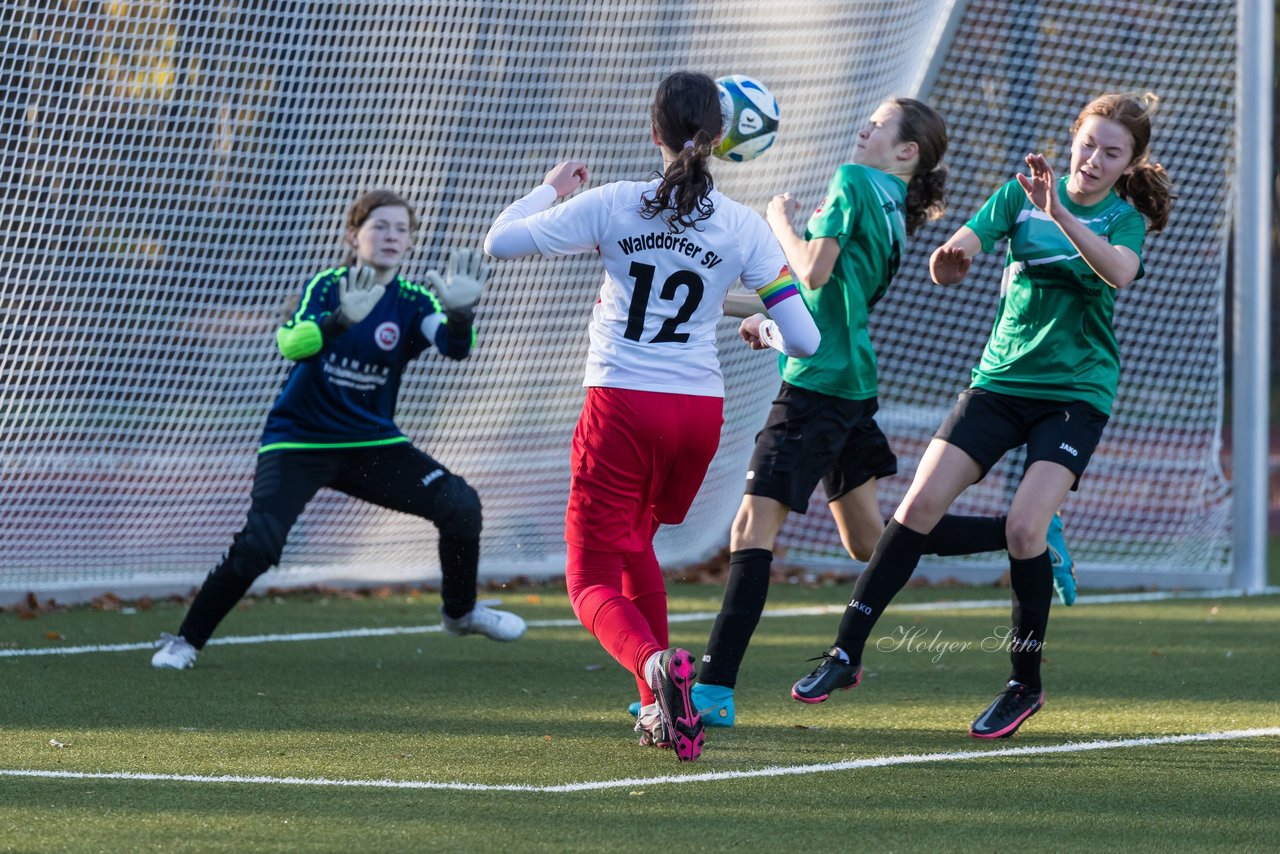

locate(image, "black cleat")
[[791, 647, 862, 703], [969, 680, 1045, 738]]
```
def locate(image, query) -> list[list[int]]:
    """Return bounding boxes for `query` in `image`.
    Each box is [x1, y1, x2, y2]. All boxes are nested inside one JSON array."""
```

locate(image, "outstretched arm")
[[422, 307, 476, 360], [277, 267, 385, 360], [484, 161, 590, 259], [420, 248, 488, 360]]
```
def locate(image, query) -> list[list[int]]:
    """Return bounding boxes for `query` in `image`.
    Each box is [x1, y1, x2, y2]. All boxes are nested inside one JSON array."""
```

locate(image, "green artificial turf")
[[2, 583, 1277, 852]]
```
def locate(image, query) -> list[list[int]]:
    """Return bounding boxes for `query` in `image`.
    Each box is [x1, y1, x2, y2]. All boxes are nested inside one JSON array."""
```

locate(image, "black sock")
[[923, 514, 1007, 556], [439, 536, 480, 618], [178, 570, 254, 650], [699, 548, 773, 688], [834, 520, 927, 666], [1008, 550, 1053, 690]]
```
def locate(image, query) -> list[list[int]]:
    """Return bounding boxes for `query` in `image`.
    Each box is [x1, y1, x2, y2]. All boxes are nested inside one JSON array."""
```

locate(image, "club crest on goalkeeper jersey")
[[520, 179, 797, 397], [260, 269, 445, 449]]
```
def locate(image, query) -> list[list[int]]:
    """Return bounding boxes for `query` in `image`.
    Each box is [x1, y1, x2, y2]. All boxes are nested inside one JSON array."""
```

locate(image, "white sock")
[[644, 651, 663, 687]]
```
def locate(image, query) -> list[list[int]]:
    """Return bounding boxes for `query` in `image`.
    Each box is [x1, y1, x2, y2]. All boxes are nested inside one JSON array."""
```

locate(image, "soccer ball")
[[714, 75, 780, 162]]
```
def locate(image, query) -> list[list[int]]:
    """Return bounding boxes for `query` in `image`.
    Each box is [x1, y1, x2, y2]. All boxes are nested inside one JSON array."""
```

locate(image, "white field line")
[[3, 728, 1277, 793], [3, 586, 1277, 659]]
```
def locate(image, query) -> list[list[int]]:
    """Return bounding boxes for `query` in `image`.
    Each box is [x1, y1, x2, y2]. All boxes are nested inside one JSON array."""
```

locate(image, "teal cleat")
[[691, 682, 735, 728], [629, 682, 735, 727], [1047, 512, 1076, 606]]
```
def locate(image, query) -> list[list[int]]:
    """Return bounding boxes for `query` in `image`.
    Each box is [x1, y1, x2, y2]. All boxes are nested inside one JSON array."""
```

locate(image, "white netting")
[[779, 0, 1236, 582], [0, 0, 1234, 597]]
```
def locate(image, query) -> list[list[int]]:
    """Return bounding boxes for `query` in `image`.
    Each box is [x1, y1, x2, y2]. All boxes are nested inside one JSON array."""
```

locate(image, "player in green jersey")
[[683, 99, 1010, 728], [790, 92, 1174, 738]]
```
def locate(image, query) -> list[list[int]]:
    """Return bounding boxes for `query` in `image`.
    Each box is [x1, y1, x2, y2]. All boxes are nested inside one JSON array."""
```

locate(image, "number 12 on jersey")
[[622, 262, 705, 343]]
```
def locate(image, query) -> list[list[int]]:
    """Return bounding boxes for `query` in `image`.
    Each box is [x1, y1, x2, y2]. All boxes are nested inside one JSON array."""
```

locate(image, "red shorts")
[[565, 387, 724, 552]]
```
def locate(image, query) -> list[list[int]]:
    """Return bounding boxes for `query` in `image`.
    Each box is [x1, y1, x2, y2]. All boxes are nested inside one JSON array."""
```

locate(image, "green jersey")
[[780, 164, 907, 400], [964, 177, 1147, 415]]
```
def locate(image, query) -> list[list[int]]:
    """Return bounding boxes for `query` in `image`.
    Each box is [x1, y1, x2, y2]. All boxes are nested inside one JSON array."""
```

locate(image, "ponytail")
[[1115, 158, 1174, 234], [641, 129, 716, 231], [904, 166, 948, 237], [640, 71, 723, 233]]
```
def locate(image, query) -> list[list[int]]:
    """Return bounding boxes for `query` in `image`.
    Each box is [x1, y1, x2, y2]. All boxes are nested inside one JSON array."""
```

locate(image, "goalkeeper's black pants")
[[178, 443, 483, 648]]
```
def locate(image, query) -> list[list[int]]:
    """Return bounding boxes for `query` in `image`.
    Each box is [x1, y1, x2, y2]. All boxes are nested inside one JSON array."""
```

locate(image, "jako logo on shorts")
[[375, 322, 400, 351]]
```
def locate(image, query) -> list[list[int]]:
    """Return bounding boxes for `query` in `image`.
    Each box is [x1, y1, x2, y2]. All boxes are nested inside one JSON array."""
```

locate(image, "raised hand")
[[424, 247, 489, 310], [543, 160, 589, 198], [1016, 152, 1057, 215], [337, 264, 386, 325], [929, 245, 972, 285], [766, 192, 800, 231]]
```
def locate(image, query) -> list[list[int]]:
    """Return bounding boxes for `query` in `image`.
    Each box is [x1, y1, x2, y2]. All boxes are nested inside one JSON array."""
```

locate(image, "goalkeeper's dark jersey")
[[259, 268, 471, 452]]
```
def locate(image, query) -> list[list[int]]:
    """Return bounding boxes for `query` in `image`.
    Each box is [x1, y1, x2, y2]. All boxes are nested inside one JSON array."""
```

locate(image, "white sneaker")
[[151, 632, 197, 669], [440, 603, 526, 642]]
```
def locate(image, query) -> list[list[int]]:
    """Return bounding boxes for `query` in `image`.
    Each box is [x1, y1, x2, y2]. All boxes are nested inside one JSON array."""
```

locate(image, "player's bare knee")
[[729, 505, 774, 551], [1004, 516, 1047, 558], [896, 496, 945, 534], [729, 510, 753, 550], [843, 533, 879, 563]]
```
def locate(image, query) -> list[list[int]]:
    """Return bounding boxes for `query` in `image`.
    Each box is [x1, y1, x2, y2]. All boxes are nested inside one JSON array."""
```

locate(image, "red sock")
[[622, 545, 667, 705], [566, 544, 664, 683]]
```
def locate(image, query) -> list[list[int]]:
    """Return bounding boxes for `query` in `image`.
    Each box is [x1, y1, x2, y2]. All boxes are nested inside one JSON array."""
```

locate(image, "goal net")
[[0, 0, 1235, 599]]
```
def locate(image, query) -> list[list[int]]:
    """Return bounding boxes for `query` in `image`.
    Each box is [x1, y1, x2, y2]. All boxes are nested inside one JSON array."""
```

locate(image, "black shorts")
[[934, 387, 1109, 490], [744, 382, 898, 513]]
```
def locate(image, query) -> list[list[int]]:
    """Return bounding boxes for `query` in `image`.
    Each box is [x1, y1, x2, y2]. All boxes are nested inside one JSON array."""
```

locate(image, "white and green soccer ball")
[[714, 74, 780, 162]]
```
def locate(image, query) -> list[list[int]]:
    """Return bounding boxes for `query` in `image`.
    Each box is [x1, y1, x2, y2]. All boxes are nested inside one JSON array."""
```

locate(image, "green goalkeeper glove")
[[424, 248, 488, 310], [336, 264, 386, 326]]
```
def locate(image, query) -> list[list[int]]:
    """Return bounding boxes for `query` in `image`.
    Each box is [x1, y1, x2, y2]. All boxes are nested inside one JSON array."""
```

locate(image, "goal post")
[[0, 0, 1250, 602], [1232, 0, 1274, 593]]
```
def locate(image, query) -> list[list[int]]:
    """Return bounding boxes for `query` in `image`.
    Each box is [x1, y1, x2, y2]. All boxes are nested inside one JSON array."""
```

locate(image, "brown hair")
[[341, 189, 420, 265], [281, 190, 420, 319], [640, 71, 723, 232], [1072, 92, 1174, 233], [889, 98, 949, 236]]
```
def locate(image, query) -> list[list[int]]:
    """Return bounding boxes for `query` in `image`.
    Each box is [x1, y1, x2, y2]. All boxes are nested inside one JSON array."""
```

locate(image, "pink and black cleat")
[[969, 680, 1045, 738], [791, 647, 862, 703], [648, 648, 705, 761]]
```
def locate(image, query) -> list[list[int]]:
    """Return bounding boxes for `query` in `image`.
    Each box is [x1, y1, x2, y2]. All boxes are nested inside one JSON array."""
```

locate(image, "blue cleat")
[[1047, 512, 1076, 606], [691, 682, 735, 727], [630, 683, 735, 727]]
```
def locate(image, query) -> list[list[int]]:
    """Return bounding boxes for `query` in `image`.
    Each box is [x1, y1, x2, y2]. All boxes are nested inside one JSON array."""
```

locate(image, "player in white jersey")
[[486, 70, 819, 762]]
